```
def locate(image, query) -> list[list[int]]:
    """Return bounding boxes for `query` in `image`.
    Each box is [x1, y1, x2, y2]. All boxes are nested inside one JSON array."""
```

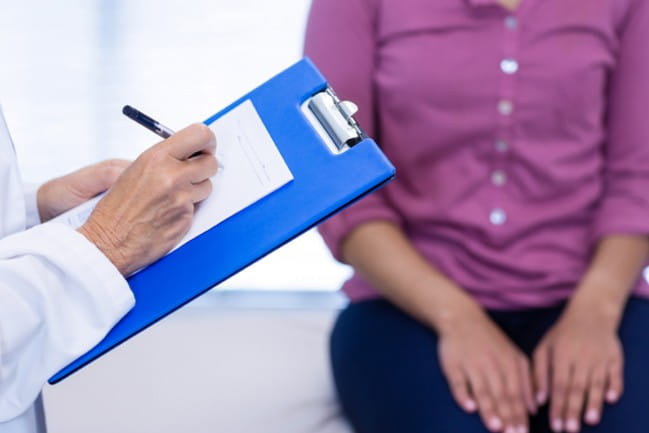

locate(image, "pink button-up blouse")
[[305, 0, 649, 309]]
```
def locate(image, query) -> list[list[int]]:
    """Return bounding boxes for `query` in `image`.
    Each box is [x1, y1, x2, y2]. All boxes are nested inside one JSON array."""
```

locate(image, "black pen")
[[122, 105, 215, 163], [122, 105, 175, 139]]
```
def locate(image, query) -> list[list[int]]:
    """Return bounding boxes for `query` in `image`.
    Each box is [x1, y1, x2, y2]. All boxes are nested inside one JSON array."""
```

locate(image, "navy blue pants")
[[330, 298, 649, 433]]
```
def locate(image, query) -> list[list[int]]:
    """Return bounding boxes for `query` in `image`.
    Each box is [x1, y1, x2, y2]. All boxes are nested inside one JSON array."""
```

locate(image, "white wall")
[[0, 0, 352, 291]]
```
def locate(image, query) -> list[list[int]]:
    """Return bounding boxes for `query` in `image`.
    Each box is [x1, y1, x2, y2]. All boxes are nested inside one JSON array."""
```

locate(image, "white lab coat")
[[0, 108, 135, 433]]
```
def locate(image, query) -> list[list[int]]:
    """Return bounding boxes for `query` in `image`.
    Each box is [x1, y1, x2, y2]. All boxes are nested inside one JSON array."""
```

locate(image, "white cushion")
[[43, 302, 351, 433]]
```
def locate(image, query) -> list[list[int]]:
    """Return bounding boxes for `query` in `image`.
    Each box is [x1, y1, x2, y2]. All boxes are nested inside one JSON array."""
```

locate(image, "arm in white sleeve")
[[0, 222, 134, 422]]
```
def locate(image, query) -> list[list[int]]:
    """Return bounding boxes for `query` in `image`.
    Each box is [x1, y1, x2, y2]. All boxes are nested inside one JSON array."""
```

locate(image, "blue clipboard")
[[49, 58, 395, 384]]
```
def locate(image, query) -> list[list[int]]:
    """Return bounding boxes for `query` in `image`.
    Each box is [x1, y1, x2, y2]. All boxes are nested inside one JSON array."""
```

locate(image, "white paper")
[[53, 99, 293, 253], [176, 99, 293, 250]]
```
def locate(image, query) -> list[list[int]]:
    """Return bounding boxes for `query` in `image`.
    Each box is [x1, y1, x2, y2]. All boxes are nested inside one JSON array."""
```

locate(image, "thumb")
[[66, 159, 131, 199]]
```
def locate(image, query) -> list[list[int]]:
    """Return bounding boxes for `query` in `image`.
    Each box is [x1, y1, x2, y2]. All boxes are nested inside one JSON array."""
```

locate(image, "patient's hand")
[[439, 311, 536, 433], [533, 302, 623, 433]]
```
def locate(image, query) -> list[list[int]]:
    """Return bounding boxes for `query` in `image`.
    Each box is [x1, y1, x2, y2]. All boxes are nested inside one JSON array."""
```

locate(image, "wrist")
[[429, 293, 488, 336], [567, 235, 649, 330], [78, 218, 130, 275], [565, 286, 626, 330]]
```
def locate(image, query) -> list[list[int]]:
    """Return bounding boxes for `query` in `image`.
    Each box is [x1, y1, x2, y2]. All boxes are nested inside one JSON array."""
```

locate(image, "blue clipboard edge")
[[49, 172, 392, 385], [49, 177, 393, 386]]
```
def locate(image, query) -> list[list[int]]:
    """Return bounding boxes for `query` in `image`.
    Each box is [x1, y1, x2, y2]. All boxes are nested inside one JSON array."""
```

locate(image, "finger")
[[100, 159, 132, 170], [483, 364, 516, 433], [519, 356, 537, 415], [191, 179, 213, 204], [550, 355, 572, 433], [467, 368, 503, 432], [605, 356, 624, 405], [96, 159, 131, 188], [503, 357, 529, 433], [533, 342, 550, 406], [584, 366, 606, 426], [183, 153, 219, 184], [564, 363, 588, 433], [443, 364, 477, 413], [165, 123, 217, 160], [504, 380, 527, 433]]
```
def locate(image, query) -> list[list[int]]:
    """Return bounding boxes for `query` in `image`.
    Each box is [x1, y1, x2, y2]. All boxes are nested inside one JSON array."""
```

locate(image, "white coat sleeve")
[[0, 222, 134, 422], [22, 183, 41, 229]]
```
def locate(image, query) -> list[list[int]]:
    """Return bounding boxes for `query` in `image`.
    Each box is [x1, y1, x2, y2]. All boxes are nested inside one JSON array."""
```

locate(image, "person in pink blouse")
[[305, 0, 649, 432]]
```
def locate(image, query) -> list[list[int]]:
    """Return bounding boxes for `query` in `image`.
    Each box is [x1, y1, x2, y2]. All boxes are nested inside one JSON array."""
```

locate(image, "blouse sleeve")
[[304, 0, 403, 262], [592, 0, 649, 241]]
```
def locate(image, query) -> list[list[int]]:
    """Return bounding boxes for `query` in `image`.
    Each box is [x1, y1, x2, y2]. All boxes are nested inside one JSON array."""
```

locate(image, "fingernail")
[[536, 390, 547, 404], [505, 426, 516, 433], [465, 399, 477, 412], [489, 416, 503, 431], [606, 390, 619, 403], [585, 409, 600, 424], [551, 419, 563, 432], [566, 418, 580, 432], [529, 402, 540, 415], [516, 425, 528, 433]]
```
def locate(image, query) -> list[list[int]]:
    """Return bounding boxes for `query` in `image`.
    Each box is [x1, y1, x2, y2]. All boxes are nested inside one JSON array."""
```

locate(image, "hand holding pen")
[[78, 110, 219, 275]]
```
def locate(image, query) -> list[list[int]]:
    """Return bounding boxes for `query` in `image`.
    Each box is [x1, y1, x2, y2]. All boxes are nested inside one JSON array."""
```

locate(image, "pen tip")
[[122, 105, 135, 117]]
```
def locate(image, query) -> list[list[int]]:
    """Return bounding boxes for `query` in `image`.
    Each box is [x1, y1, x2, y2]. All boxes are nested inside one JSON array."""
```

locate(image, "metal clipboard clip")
[[302, 87, 366, 154]]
